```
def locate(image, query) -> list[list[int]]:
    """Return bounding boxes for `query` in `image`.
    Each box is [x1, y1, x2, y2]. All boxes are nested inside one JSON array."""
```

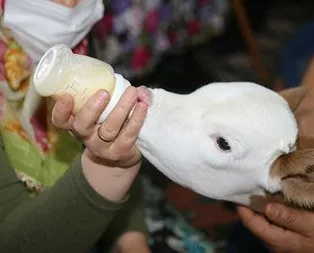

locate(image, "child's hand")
[[52, 87, 147, 169], [51, 87, 148, 201]]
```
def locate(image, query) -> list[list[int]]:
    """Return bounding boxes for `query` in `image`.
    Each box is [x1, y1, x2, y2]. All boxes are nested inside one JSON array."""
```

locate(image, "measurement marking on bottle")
[[65, 81, 89, 102]]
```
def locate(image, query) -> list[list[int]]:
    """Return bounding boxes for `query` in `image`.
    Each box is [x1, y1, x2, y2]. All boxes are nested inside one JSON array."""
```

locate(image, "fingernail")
[[97, 90, 108, 100]]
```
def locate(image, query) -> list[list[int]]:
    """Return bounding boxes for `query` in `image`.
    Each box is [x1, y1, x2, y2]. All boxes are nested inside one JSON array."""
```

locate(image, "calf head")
[[137, 82, 314, 212]]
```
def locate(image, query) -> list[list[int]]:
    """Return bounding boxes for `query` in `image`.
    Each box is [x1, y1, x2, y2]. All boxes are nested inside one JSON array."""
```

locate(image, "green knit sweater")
[[0, 140, 147, 253]]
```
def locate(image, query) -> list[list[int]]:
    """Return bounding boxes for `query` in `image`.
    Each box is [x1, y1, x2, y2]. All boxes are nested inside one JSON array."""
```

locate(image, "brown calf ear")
[[279, 86, 307, 112], [270, 149, 314, 208]]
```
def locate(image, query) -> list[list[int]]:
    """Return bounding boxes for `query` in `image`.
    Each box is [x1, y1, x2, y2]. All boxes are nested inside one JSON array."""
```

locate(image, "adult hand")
[[238, 204, 314, 253]]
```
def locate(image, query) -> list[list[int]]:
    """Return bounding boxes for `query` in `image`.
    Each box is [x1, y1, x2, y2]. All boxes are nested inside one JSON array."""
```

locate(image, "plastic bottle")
[[33, 44, 131, 123]]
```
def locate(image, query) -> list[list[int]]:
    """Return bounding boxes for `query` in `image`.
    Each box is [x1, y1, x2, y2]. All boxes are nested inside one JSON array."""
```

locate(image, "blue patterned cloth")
[[142, 176, 217, 253]]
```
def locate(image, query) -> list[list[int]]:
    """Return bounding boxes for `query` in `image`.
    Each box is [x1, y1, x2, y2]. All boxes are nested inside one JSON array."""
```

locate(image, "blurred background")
[[92, 0, 314, 93]]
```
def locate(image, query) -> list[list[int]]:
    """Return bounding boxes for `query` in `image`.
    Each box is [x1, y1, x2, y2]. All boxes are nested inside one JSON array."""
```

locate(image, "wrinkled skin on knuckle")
[[72, 121, 84, 135]]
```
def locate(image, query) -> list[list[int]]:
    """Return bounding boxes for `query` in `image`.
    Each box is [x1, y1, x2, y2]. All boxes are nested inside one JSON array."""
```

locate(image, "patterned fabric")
[[0, 1, 88, 193], [142, 175, 218, 253], [142, 172, 270, 253], [92, 0, 229, 78]]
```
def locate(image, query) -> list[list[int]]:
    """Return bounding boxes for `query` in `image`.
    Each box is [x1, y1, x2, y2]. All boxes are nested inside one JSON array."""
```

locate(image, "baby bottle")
[[33, 44, 131, 123]]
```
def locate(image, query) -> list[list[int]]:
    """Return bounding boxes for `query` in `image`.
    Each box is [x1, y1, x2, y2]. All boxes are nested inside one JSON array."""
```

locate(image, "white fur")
[[137, 82, 298, 206]]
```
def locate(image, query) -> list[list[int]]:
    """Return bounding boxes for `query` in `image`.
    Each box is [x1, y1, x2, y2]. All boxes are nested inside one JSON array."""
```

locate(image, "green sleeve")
[[98, 175, 148, 252], [0, 142, 127, 253]]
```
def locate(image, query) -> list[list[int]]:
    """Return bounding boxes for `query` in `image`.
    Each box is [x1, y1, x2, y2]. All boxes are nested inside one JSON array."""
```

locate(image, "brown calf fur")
[[249, 86, 314, 212]]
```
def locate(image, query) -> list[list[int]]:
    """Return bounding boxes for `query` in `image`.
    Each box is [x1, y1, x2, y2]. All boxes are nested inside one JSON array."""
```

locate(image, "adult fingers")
[[237, 206, 295, 245], [266, 203, 314, 237]]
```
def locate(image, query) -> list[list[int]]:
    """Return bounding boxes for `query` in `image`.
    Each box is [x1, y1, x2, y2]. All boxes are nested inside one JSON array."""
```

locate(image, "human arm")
[[0, 145, 125, 253], [0, 86, 147, 253]]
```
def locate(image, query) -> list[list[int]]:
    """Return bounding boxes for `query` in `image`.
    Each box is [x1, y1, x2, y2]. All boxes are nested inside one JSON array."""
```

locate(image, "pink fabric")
[[1, 0, 5, 12]]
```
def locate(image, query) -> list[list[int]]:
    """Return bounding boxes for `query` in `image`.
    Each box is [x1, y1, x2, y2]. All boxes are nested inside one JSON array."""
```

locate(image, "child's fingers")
[[51, 94, 74, 130], [106, 102, 147, 167], [72, 90, 109, 139], [116, 102, 147, 148], [96, 86, 138, 144]]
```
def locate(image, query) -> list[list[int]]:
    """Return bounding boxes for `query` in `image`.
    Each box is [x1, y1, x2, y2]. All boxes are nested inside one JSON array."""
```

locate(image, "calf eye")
[[216, 137, 231, 151]]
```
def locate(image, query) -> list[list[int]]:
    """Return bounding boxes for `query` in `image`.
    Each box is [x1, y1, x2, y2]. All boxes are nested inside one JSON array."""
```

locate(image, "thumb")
[[266, 203, 312, 237]]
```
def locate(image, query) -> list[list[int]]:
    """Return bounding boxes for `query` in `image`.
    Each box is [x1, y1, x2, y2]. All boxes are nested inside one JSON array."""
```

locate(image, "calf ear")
[[279, 86, 307, 112], [270, 149, 314, 208]]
